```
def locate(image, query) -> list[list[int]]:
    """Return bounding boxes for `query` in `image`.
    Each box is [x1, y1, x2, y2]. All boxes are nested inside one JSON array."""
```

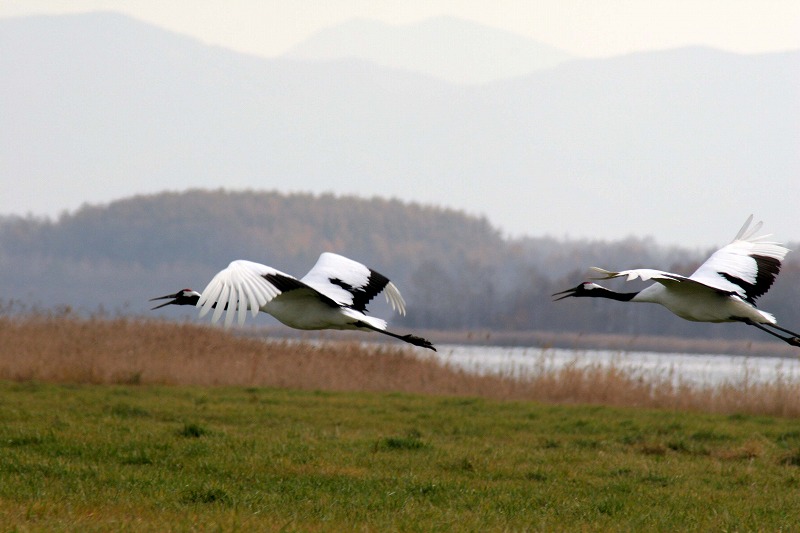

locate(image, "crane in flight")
[[152, 252, 436, 351], [553, 215, 800, 347]]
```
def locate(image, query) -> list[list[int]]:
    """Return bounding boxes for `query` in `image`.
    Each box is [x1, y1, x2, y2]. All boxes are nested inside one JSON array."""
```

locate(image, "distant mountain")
[[283, 16, 574, 84], [1, 12, 798, 247]]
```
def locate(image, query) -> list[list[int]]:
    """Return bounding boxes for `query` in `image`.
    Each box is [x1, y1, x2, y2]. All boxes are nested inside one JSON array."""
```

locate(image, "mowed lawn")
[[1, 382, 800, 531]]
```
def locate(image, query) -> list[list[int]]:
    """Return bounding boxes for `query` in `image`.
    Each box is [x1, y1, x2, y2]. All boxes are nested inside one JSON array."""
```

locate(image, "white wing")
[[688, 215, 789, 303], [590, 267, 676, 283], [592, 216, 790, 303], [196, 260, 291, 327], [590, 267, 731, 296], [300, 252, 406, 315]]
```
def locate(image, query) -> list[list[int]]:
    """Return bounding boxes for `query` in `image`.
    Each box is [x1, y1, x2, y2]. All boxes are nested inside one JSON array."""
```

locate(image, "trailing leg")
[[740, 319, 800, 347], [354, 321, 437, 351]]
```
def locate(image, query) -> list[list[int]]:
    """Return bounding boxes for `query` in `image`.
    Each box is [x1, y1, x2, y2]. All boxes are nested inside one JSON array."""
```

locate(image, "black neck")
[[174, 294, 201, 306], [586, 287, 638, 302]]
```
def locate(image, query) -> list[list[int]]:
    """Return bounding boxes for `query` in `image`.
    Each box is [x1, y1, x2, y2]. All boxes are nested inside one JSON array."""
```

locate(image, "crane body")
[[554, 216, 800, 347], [152, 252, 435, 351]]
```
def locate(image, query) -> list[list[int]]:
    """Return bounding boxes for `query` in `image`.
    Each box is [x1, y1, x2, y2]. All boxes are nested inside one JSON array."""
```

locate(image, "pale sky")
[[2, 0, 798, 58]]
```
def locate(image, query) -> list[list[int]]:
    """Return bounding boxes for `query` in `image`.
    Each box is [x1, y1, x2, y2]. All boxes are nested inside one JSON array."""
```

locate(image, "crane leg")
[[741, 319, 800, 348], [767, 323, 800, 345], [353, 321, 437, 351]]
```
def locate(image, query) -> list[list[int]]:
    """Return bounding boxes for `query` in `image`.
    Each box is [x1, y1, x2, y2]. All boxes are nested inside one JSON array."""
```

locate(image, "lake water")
[[423, 344, 800, 389]]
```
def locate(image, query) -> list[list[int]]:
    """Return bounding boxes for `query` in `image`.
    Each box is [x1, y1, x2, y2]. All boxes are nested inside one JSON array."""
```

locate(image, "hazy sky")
[[3, 1, 798, 247], [2, 0, 799, 58]]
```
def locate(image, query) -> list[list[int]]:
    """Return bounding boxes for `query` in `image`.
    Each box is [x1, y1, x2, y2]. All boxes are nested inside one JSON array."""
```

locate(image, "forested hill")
[[1, 189, 798, 344], [0, 189, 507, 318], [2, 189, 505, 279]]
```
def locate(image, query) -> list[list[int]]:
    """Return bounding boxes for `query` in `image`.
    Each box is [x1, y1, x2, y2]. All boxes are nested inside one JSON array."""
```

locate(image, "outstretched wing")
[[590, 267, 676, 283], [590, 216, 789, 304], [197, 260, 336, 327], [300, 252, 406, 315], [590, 267, 735, 297], [688, 215, 789, 304]]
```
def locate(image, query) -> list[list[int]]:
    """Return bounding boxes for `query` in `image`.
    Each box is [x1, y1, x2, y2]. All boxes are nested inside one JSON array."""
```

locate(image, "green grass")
[[1, 382, 800, 531]]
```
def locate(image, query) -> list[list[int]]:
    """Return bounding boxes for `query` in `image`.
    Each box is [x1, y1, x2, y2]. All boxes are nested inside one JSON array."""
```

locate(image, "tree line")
[[1, 189, 798, 343]]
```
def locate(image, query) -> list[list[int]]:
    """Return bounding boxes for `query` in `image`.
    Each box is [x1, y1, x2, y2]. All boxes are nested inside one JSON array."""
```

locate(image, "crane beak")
[[150, 292, 181, 309], [551, 286, 578, 301]]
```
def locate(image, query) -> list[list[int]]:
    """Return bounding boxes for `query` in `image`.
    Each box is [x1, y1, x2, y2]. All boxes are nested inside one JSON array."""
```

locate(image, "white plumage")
[[152, 252, 435, 351], [554, 216, 800, 346]]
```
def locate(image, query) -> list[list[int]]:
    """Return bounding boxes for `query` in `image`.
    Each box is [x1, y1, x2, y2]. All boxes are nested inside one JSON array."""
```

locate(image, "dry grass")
[[0, 314, 513, 394], [2, 313, 800, 417]]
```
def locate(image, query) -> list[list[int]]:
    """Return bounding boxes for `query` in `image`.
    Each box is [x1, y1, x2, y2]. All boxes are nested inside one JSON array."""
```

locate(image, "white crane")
[[151, 252, 436, 351], [553, 215, 800, 347]]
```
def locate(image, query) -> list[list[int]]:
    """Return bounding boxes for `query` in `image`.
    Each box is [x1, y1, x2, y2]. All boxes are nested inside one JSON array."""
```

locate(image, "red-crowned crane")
[[553, 216, 800, 347], [151, 252, 436, 351]]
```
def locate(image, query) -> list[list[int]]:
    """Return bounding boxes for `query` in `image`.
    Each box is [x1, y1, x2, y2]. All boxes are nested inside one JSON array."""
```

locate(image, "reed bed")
[[1, 314, 800, 417]]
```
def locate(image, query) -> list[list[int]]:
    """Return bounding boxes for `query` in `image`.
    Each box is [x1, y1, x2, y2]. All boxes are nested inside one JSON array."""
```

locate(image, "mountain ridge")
[[1, 12, 798, 247], [283, 15, 575, 84]]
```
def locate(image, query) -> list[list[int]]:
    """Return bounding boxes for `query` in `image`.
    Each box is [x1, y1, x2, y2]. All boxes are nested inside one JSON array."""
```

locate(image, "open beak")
[[551, 287, 578, 301], [150, 292, 180, 310]]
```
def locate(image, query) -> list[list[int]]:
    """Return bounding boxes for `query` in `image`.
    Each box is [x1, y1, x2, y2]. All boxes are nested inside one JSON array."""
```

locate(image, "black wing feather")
[[717, 254, 782, 305], [263, 272, 341, 309], [328, 268, 390, 313]]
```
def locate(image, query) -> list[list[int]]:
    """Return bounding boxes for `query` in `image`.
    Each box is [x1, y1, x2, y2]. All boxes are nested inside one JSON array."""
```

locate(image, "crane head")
[[150, 289, 201, 309], [552, 282, 604, 301]]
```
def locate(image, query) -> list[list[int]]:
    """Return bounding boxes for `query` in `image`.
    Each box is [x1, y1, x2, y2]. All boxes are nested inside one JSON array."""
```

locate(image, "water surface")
[[427, 344, 800, 388]]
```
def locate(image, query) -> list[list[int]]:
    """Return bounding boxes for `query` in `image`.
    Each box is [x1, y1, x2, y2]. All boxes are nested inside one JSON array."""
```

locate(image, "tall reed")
[[1, 314, 799, 417]]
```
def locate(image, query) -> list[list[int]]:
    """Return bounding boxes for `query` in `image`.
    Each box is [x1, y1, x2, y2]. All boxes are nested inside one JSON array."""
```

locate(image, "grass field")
[[1, 313, 800, 530], [2, 383, 800, 531]]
